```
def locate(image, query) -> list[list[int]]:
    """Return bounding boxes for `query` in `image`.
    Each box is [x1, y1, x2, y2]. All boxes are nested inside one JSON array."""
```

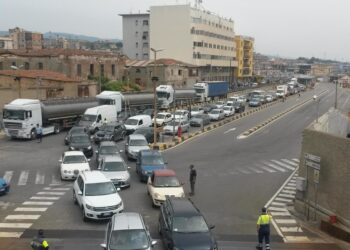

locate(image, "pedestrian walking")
[[35, 124, 43, 143], [189, 164, 197, 196], [256, 207, 272, 250], [31, 229, 49, 250]]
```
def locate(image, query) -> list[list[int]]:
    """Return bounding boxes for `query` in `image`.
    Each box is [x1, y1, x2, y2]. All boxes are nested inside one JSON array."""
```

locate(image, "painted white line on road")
[[287, 183, 296, 187], [44, 187, 70, 191], [248, 167, 264, 174], [5, 215, 41, 220], [289, 179, 296, 183], [282, 190, 296, 195], [224, 127, 236, 134], [0, 223, 32, 228], [275, 197, 293, 203], [3, 171, 13, 183], [30, 196, 60, 200], [18, 170, 29, 186], [284, 186, 296, 190], [278, 193, 295, 199], [0, 201, 11, 210], [37, 191, 65, 195], [292, 158, 300, 162], [268, 207, 288, 212], [23, 201, 53, 206], [263, 162, 286, 172], [258, 165, 276, 173], [271, 211, 291, 216], [0, 232, 23, 238], [342, 95, 350, 110], [15, 207, 48, 212], [237, 169, 251, 174], [50, 175, 61, 185], [35, 171, 45, 185], [275, 219, 297, 224], [281, 159, 299, 166], [271, 201, 287, 207], [285, 236, 310, 243], [280, 227, 303, 233], [271, 160, 295, 170]]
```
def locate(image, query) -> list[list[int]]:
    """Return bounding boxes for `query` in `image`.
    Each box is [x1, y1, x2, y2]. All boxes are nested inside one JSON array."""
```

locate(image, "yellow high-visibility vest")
[[257, 214, 272, 225]]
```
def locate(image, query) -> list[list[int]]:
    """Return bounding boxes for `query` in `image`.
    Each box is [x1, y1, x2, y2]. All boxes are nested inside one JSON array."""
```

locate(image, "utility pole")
[[334, 80, 338, 109]]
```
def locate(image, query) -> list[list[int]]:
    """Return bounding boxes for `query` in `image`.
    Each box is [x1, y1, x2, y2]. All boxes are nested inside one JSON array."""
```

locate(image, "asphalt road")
[[0, 82, 348, 250]]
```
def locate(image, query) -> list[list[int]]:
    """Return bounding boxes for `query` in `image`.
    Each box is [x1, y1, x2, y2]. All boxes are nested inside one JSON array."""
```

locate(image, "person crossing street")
[[256, 207, 272, 250]]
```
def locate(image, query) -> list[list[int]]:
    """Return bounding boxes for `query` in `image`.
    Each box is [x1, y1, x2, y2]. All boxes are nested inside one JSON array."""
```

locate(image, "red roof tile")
[[0, 70, 80, 82]]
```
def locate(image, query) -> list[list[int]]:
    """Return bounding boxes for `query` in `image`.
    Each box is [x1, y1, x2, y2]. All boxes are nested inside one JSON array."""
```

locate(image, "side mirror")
[[127, 166, 131, 169], [125, 143, 128, 146], [209, 225, 215, 230], [116, 187, 121, 192], [95, 150, 98, 153], [151, 240, 157, 246], [87, 159, 91, 162], [78, 191, 82, 195], [119, 150, 124, 153], [100, 243, 107, 249]]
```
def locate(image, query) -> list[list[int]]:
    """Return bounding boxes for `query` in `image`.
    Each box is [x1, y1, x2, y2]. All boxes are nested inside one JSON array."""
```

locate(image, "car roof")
[[71, 133, 88, 137], [112, 212, 144, 231], [167, 197, 201, 216], [128, 115, 150, 119], [154, 169, 176, 177], [80, 171, 110, 184], [64, 151, 85, 156], [100, 141, 117, 147], [129, 134, 147, 140], [103, 155, 124, 162], [140, 149, 161, 157]]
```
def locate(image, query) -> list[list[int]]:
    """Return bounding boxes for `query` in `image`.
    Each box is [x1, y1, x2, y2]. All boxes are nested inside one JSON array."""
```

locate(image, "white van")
[[79, 105, 117, 133], [124, 115, 152, 134]]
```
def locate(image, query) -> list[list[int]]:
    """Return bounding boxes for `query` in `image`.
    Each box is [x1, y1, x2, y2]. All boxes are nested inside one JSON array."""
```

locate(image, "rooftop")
[[126, 58, 195, 67], [0, 70, 79, 82]]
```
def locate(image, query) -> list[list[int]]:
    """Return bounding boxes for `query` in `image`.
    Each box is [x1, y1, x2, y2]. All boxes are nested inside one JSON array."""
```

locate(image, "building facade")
[[0, 37, 14, 49], [9, 27, 43, 50], [235, 35, 254, 80], [120, 13, 150, 60], [0, 70, 97, 110], [311, 64, 333, 78], [149, 4, 237, 83], [0, 49, 126, 81]]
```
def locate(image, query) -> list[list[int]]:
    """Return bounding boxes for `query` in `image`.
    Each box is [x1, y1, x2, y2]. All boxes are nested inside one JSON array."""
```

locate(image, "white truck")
[[276, 85, 288, 98], [2, 92, 123, 139], [156, 85, 196, 109], [79, 105, 117, 134]]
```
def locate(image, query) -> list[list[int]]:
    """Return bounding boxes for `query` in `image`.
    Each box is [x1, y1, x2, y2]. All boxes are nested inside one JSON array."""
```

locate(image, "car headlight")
[[154, 193, 161, 198], [87, 146, 92, 150], [69, 146, 75, 150], [85, 204, 94, 210]]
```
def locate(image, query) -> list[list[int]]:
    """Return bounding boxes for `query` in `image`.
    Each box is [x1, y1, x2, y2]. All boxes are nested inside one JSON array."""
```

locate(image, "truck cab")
[[193, 82, 208, 102], [96, 91, 123, 114], [156, 85, 174, 109], [3, 99, 42, 139]]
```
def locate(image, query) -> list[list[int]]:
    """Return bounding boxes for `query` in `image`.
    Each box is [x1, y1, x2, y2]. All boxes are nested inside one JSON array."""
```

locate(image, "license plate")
[[101, 212, 113, 217]]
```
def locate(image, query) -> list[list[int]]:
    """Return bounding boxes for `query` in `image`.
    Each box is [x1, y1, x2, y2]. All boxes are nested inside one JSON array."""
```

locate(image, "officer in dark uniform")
[[189, 164, 197, 196], [256, 207, 272, 250], [31, 229, 49, 250]]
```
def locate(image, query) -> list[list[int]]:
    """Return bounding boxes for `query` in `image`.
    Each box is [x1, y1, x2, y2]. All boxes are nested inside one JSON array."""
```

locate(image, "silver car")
[[101, 212, 157, 250], [190, 114, 211, 127], [208, 109, 225, 121], [98, 155, 131, 189], [163, 120, 190, 135], [125, 134, 150, 160]]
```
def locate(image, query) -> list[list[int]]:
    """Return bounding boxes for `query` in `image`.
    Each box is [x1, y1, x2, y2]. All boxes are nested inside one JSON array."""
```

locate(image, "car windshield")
[[251, 98, 260, 102], [194, 88, 205, 93], [175, 111, 185, 116], [210, 110, 220, 114], [102, 161, 126, 172], [125, 119, 138, 125], [156, 114, 165, 119], [130, 139, 148, 146], [142, 155, 164, 165], [81, 114, 96, 122], [157, 91, 168, 99], [223, 107, 231, 111], [3, 109, 25, 120], [63, 155, 87, 164], [71, 135, 90, 143], [154, 176, 180, 187], [100, 146, 119, 155], [109, 229, 149, 250], [172, 216, 209, 233], [167, 121, 180, 126], [193, 114, 203, 119], [70, 127, 85, 134], [85, 182, 116, 196]]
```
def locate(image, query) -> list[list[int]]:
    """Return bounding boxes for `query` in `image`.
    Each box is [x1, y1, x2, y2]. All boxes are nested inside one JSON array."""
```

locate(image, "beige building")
[[0, 37, 14, 49], [311, 64, 333, 78], [0, 70, 97, 110], [9, 27, 43, 50], [235, 35, 254, 80], [150, 4, 237, 82]]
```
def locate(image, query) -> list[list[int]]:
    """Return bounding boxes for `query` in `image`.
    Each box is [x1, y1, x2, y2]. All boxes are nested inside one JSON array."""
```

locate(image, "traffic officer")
[[256, 207, 272, 250], [189, 164, 197, 196], [31, 229, 49, 250]]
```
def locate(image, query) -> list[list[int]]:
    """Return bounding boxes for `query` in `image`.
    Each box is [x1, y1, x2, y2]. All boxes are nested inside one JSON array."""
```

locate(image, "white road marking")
[[44, 187, 70, 191], [278, 193, 295, 199], [224, 127, 236, 134], [275, 219, 297, 224], [292, 158, 300, 162], [35, 171, 45, 185], [5, 215, 41, 220], [263, 162, 286, 172], [282, 190, 296, 195], [271, 201, 287, 207], [285, 236, 310, 242], [280, 227, 303, 233], [289, 179, 296, 183], [287, 183, 296, 187], [275, 197, 293, 203], [271, 160, 295, 170], [0, 232, 23, 238], [237, 169, 251, 174], [50, 175, 61, 185], [15, 207, 48, 212], [268, 207, 288, 212], [22, 201, 53, 206], [3, 171, 13, 183], [258, 165, 276, 173], [0, 223, 32, 228], [281, 159, 299, 166], [248, 167, 264, 173], [37, 191, 65, 195], [17, 171, 29, 186], [30, 196, 60, 200], [271, 211, 291, 216], [0, 201, 11, 210]]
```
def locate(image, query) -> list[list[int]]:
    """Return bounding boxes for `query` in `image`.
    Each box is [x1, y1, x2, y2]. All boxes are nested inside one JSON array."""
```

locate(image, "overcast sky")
[[1, 0, 349, 61]]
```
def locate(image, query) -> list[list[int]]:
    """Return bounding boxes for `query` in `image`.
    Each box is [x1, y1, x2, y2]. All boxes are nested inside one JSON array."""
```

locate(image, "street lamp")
[[150, 48, 164, 147]]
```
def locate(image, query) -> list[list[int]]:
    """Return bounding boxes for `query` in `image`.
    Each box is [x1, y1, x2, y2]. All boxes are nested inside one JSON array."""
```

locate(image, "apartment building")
[[120, 13, 150, 60], [235, 35, 254, 80], [9, 27, 43, 50], [149, 4, 237, 82], [0, 37, 14, 49]]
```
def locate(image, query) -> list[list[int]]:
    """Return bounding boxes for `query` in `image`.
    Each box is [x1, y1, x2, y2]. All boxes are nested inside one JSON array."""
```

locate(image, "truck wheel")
[[30, 129, 36, 140]]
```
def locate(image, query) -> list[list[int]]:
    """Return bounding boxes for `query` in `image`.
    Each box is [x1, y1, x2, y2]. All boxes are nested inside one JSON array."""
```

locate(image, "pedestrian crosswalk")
[[1, 170, 65, 187]]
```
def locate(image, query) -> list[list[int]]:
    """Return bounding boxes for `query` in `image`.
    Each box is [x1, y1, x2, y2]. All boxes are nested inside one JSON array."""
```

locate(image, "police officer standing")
[[36, 124, 43, 143], [189, 164, 197, 196], [256, 207, 272, 250], [31, 229, 49, 250]]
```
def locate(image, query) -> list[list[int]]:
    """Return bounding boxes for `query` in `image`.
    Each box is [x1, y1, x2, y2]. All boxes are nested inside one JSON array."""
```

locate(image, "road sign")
[[306, 161, 321, 170], [313, 169, 320, 183], [305, 153, 321, 163]]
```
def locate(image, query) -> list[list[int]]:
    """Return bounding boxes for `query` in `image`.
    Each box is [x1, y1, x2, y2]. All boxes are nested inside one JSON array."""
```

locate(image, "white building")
[[0, 37, 14, 49], [120, 13, 150, 60]]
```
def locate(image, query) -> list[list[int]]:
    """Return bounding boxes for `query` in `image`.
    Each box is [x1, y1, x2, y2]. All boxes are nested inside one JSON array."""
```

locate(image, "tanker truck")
[[2, 92, 123, 139]]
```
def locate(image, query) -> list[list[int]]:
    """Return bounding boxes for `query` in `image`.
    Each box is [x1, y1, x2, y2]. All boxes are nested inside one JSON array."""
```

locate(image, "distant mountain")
[[44, 32, 121, 42], [0, 31, 9, 36]]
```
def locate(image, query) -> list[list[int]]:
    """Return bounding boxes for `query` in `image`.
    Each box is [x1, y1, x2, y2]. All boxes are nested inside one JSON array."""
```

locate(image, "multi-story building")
[[0, 37, 14, 49], [235, 35, 254, 80], [9, 27, 43, 50], [119, 13, 150, 60], [311, 64, 334, 78], [149, 4, 237, 83]]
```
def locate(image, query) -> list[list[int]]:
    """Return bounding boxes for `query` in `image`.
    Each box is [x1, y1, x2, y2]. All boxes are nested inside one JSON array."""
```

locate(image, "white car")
[[59, 151, 90, 180], [147, 169, 185, 207], [73, 171, 124, 221], [172, 109, 189, 122], [190, 106, 204, 116], [223, 106, 235, 117], [125, 134, 150, 160], [155, 112, 172, 126], [208, 109, 225, 121], [265, 95, 273, 102], [215, 101, 225, 109]]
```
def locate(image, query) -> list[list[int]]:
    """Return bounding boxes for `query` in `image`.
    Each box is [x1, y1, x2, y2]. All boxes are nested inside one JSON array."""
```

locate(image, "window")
[[204, 43, 208, 48], [135, 20, 138, 26], [142, 31, 148, 40], [24, 62, 30, 70], [143, 53, 148, 59], [136, 68, 141, 73], [100, 64, 104, 77], [111, 64, 115, 77], [143, 20, 149, 26], [135, 31, 138, 37], [136, 42, 138, 48], [213, 44, 216, 49], [171, 69, 174, 75], [136, 53, 139, 59], [89, 64, 94, 76], [38, 62, 43, 70], [178, 70, 182, 76], [12, 62, 16, 66], [77, 64, 82, 76], [143, 42, 148, 48]]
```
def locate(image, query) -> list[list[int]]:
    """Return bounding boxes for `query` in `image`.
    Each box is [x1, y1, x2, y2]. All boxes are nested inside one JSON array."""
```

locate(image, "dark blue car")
[[0, 178, 10, 195], [136, 150, 167, 182]]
